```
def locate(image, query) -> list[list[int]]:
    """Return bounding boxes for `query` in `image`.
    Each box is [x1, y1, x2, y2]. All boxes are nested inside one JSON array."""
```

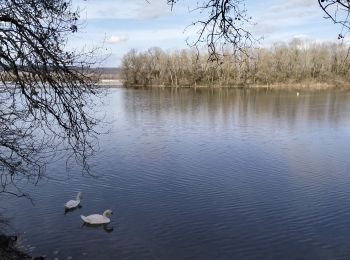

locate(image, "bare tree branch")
[[167, 0, 256, 61], [318, 0, 350, 39], [0, 0, 101, 196]]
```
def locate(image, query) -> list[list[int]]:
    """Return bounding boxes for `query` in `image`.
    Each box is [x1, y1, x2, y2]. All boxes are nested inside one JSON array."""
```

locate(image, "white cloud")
[[249, 0, 324, 40], [251, 23, 279, 35], [106, 35, 128, 44], [74, 0, 170, 20], [342, 35, 350, 44], [135, 0, 170, 19], [292, 34, 309, 39], [269, 0, 315, 13]]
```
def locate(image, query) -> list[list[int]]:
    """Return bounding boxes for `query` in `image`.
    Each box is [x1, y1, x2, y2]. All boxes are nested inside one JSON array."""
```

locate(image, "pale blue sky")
[[70, 0, 345, 67]]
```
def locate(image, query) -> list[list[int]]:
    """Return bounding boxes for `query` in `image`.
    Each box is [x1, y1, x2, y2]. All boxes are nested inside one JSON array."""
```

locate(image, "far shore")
[[98, 79, 123, 86], [104, 80, 350, 90]]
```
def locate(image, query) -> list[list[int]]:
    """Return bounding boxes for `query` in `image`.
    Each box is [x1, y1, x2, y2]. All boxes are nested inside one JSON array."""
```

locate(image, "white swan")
[[81, 209, 113, 224], [64, 192, 82, 209]]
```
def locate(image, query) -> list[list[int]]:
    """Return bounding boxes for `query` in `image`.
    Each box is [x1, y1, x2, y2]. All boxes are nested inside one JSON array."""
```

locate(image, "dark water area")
[[1, 87, 350, 259]]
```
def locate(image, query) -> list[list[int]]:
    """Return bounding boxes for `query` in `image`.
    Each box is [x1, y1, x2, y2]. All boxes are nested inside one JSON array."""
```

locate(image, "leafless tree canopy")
[[0, 0, 100, 196], [166, 1, 350, 60], [121, 41, 350, 88], [167, 0, 255, 61], [319, 0, 350, 39]]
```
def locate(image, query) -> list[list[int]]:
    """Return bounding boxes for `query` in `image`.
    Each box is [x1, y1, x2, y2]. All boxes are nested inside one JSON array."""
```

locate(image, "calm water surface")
[[2, 88, 350, 260]]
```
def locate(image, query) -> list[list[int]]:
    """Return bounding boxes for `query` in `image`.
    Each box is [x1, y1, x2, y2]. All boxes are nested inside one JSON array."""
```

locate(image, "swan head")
[[103, 209, 113, 217], [76, 192, 82, 200]]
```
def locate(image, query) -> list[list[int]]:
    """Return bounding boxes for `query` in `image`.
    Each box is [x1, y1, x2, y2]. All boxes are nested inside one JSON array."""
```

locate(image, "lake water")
[[2, 87, 350, 260]]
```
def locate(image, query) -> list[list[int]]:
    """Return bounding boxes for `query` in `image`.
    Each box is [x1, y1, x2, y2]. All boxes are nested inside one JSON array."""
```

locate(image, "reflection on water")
[[123, 88, 350, 129], [81, 223, 114, 234], [1, 88, 350, 260], [64, 205, 82, 215]]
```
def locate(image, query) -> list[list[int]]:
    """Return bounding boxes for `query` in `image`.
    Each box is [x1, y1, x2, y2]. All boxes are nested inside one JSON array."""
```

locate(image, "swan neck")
[[76, 192, 81, 200], [103, 211, 110, 217]]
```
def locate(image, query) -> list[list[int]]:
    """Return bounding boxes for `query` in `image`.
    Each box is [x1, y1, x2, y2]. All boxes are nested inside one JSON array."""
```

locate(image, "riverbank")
[[0, 234, 40, 260], [122, 81, 350, 90], [98, 79, 123, 86]]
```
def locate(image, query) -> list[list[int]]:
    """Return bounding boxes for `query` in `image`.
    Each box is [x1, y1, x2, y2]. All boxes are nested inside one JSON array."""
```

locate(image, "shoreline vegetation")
[[117, 82, 350, 90], [119, 40, 350, 90]]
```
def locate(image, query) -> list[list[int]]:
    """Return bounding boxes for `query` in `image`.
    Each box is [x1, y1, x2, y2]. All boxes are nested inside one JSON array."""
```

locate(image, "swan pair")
[[64, 192, 113, 224]]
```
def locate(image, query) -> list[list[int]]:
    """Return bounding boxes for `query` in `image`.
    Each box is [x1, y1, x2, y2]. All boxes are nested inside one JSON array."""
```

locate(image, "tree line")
[[121, 40, 350, 88]]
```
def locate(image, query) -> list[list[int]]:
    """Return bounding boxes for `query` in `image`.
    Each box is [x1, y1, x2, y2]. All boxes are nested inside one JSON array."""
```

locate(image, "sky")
[[70, 0, 346, 67]]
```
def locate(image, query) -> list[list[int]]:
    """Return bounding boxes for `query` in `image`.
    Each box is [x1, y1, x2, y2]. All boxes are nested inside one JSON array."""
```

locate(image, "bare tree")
[[0, 0, 101, 196], [167, 0, 256, 61], [166, 1, 350, 60], [121, 41, 350, 88], [318, 0, 350, 38]]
